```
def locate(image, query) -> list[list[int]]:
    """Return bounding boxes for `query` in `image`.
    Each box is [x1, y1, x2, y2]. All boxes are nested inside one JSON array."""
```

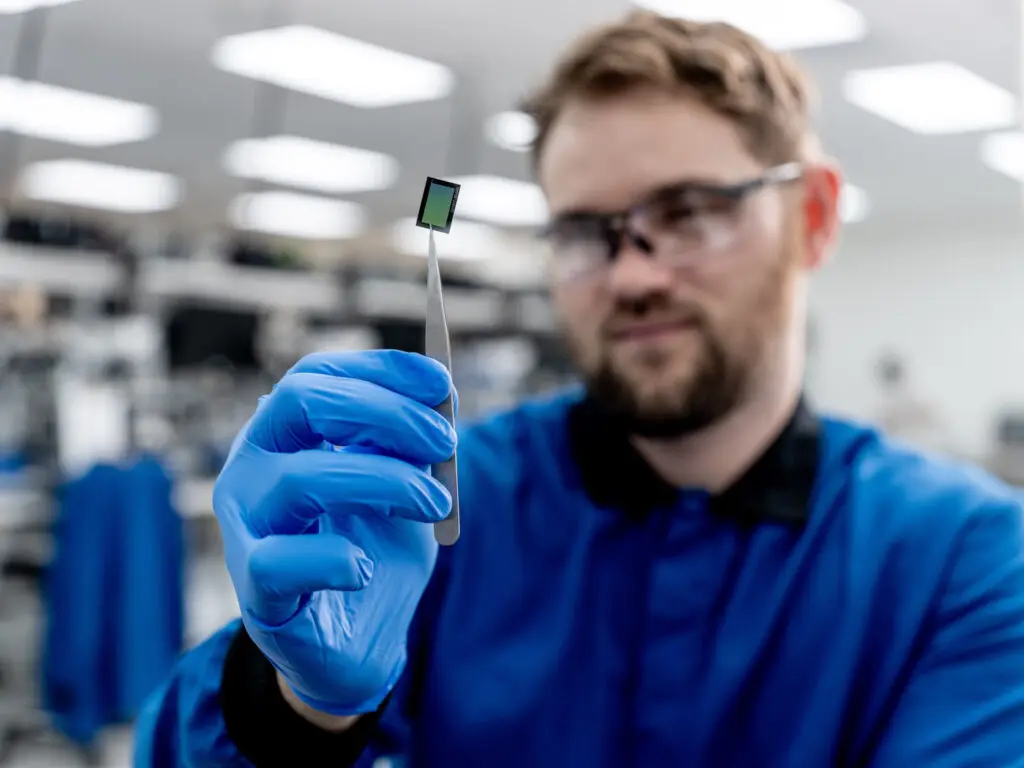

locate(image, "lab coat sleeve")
[[133, 540, 456, 768], [133, 621, 253, 767], [867, 497, 1024, 767], [133, 619, 393, 767]]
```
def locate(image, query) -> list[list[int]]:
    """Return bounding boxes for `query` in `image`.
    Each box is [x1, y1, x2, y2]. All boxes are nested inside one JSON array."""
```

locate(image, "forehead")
[[538, 90, 765, 214]]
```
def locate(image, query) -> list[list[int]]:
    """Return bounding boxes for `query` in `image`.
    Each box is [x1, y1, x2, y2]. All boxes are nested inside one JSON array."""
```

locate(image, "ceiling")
[[0, 0, 1020, 271]]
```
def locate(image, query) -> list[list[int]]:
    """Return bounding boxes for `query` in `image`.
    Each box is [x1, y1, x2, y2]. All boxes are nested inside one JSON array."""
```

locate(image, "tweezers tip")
[[434, 519, 460, 546]]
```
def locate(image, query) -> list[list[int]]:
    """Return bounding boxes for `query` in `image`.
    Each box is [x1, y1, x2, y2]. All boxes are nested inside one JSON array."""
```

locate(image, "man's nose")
[[604, 238, 674, 299]]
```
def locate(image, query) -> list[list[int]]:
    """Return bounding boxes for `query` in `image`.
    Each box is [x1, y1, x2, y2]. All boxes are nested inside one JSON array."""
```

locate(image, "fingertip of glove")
[[407, 354, 453, 401], [431, 483, 454, 522], [437, 420, 458, 456]]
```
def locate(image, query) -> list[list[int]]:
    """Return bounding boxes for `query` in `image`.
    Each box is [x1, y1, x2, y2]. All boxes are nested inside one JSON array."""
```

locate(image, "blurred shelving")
[[0, 243, 558, 334]]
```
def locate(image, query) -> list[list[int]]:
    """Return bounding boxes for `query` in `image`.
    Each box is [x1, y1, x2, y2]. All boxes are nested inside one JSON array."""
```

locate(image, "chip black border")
[[416, 177, 461, 234]]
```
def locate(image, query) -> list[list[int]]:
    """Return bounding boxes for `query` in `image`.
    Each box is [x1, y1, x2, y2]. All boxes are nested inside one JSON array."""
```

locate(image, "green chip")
[[416, 177, 461, 234]]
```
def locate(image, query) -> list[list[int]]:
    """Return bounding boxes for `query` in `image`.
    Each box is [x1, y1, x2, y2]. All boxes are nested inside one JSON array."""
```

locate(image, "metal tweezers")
[[425, 227, 460, 546]]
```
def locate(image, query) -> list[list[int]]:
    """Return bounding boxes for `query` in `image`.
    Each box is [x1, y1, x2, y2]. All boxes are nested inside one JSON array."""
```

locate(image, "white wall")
[[809, 218, 1024, 459]]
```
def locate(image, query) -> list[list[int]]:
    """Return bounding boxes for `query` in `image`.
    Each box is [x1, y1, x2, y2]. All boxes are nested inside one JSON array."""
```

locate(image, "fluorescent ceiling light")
[[0, 0, 80, 13], [229, 191, 367, 240], [634, 0, 867, 50], [212, 25, 454, 108], [980, 132, 1024, 182], [391, 217, 503, 261], [19, 160, 181, 213], [0, 77, 157, 146], [486, 111, 537, 152], [224, 135, 399, 194], [843, 63, 1016, 135], [839, 184, 870, 223], [448, 175, 548, 227]]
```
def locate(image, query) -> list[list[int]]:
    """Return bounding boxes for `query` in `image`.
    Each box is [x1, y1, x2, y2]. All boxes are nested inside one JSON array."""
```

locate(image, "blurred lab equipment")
[[874, 352, 949, 453], [991, 411, 1024, 486], [42, 457, 184, 750]]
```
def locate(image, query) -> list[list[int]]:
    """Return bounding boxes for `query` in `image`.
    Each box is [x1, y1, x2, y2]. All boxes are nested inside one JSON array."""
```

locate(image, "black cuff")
[[220, 624, 389, 767]]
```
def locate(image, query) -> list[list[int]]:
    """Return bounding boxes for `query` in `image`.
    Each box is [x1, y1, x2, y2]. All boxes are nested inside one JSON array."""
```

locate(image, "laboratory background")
[[0, 0, 1022, 764]]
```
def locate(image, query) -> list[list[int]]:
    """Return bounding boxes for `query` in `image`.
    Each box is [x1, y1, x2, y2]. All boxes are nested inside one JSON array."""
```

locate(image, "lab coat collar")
[[566, 394, 821, 524]]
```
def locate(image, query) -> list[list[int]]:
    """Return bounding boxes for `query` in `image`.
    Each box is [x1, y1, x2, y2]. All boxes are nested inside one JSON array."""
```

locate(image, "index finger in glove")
[[248, 373, 457, 461], [244, 447, 452, 536], [290, 349, 458, 419]]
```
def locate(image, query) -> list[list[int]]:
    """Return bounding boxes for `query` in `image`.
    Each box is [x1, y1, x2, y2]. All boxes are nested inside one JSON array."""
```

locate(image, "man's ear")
[[801, 163, 843, 270]]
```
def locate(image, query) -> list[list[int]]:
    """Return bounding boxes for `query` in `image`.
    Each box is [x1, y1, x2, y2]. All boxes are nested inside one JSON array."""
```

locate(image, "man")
[[134, 12, 1024, 767]]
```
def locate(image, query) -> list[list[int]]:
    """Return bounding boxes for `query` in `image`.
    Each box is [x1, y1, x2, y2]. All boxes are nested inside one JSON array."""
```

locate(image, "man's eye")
[[648, 202, 704, 230], [658, 205, 698, 223]]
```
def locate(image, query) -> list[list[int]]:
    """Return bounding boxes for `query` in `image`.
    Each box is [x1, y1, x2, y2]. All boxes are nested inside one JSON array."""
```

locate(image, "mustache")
[[602, 299, 707, 335]]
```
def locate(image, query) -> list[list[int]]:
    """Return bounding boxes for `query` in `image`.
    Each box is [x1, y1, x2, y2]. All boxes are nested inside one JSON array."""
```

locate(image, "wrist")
[[276, 672, 361, 733]]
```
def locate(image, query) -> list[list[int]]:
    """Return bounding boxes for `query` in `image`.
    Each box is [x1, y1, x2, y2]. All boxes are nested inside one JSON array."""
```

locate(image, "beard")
[[583, 313, 747, 439], [574, 243, 795, 439]]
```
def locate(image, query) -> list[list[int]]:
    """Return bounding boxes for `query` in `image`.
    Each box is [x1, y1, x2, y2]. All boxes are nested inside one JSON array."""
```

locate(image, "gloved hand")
[[213, 349, 457, 716]]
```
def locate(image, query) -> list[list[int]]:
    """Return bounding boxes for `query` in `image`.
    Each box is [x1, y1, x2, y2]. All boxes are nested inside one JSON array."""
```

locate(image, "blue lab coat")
[[44, 456, 185, 746], [134, 391, 1024, 766]]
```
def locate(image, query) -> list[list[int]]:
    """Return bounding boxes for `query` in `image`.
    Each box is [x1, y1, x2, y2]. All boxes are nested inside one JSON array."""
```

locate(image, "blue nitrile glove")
[[213, 349, 457, 716]]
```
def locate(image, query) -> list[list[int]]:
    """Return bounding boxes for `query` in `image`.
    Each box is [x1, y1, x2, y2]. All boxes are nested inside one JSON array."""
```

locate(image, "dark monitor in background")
[[376, 320, 424, 355], [2, 213, 118, 251], [227, 239, 308, 271], [165, 305, 260, 372]]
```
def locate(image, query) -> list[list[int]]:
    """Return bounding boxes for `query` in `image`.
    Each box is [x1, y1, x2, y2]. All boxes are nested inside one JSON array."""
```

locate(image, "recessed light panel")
[[229, 191, 367, 240], [224, 135, 399, 194], [19, 160, 180, 213], [213, 25, 454, 108], [392, 217, 501, 261], [0, 0, 80, 14], [447, 175, 548, 227], [486, 111, 538, 152], [980, 132, 1024, 181], [843, 63, 1017, 134], [634, 0, 867, 50], [840, 184, 870, 223], [0, 77, 157, 146]]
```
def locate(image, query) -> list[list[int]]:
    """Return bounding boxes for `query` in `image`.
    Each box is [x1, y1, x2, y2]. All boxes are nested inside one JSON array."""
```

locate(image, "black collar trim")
[[566, 395, 821, 524]]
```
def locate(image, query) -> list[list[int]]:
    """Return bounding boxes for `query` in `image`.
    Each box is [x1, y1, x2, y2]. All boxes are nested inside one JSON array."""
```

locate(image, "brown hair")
[[521, 11, 817, 169]]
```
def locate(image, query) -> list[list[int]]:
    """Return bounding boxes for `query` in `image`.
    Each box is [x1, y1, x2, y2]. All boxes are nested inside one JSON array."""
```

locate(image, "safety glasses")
[[541, 162, 803, 283]]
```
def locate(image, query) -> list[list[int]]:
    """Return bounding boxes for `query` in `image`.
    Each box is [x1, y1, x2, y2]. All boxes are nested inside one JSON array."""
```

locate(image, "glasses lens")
[[545, 217, 610, 281], [543, 186, 750, 282], [637, 188, 743, 261]]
